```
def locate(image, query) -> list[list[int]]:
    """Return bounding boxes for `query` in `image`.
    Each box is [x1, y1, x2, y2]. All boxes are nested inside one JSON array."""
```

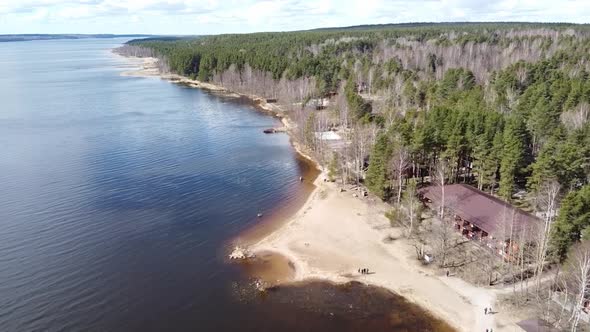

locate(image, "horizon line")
[[3, 20, 590, 37]]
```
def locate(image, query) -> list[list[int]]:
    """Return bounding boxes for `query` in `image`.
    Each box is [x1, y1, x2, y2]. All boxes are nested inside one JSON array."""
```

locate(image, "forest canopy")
[[122, 22, 590, 260]]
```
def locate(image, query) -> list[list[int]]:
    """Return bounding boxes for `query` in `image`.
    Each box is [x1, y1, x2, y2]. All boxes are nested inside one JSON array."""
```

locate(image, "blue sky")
[[1, 0, 589, 35]]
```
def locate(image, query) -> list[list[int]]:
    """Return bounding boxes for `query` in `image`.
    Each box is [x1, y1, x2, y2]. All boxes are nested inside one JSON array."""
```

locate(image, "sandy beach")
[[250, 175, 527, 332], [115, 52, 526, 332], [122, 57, 235, 90]]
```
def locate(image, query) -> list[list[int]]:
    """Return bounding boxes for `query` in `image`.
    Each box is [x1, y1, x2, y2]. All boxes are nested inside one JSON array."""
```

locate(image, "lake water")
[[0, 38, 452, 331]]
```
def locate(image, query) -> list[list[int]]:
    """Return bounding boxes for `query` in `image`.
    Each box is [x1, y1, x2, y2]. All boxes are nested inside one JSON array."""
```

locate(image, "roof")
[[418, 184, 540, 238]]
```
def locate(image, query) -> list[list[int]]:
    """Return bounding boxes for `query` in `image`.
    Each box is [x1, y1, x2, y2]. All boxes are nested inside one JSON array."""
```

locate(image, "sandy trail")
[[251, 176, 523, 332]]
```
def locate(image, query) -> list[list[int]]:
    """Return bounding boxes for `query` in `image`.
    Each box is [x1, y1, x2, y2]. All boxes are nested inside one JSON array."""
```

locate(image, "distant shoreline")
[[0, 34, 152, 43]]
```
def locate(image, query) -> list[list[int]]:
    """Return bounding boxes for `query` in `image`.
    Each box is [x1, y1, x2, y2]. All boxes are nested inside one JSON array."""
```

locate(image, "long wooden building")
[[418, 184, 541, 259]]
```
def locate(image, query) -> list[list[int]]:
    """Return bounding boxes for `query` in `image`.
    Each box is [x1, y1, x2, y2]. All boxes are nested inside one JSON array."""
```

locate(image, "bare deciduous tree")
[[403, 179, 420, 237], [533, 179, 561, 291], [561, 102, 590, 131], [335, 82, 350, 128], [434, 158, 449, 219], [390, 143, 410, 204], [432, 213, 456, 268], [566, 241, 590, 332], [349, 123, 377, 184]]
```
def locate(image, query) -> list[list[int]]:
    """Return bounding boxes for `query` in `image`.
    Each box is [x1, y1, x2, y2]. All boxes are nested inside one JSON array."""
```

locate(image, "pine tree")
[[472, 134, 491, 190], [365, 133, 393, 200], [499, 115, 528, 200], [551, 185, 590, 261], [527, 134, 561, 194]]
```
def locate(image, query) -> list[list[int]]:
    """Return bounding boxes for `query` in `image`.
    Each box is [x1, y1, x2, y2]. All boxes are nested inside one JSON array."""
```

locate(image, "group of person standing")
[[358, 268, 370, 274]]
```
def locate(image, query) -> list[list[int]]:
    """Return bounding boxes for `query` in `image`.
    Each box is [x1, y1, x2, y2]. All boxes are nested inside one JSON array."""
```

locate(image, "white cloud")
[[0, 0, 589, 34]]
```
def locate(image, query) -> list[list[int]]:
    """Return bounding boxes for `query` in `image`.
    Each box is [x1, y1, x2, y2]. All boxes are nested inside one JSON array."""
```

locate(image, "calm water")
[[0, 39, 452, 332]]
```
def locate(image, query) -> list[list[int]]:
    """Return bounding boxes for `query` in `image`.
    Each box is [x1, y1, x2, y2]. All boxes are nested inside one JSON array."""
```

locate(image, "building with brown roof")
[[418, 184, 541, 259]]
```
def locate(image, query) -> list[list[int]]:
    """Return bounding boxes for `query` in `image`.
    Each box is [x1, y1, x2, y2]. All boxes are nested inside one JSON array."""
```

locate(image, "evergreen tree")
[[499, 115, 528, 200], [365, 133, 393, 200], [345, 79, 371, 121], [527, 132, 562, 194], [551, 185, 590, 261]]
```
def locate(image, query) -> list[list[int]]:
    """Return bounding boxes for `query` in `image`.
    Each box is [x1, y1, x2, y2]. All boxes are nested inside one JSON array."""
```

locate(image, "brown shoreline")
[[113, 53, 523, 332], [227, 153, 320, 287], [113, 53, 323, 248], [233, 153, 320, 246], [113, 53, 459, 329], [113, 53, 453, 332]]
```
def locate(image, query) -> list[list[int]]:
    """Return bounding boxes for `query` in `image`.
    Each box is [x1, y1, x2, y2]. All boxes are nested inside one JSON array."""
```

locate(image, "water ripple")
[[0, 39, 304, 332]]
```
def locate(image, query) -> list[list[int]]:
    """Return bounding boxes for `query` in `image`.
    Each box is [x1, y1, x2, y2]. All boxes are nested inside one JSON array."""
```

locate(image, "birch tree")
[[403, 179, 421, 237], [566, 241, 590, 332], [434, 158, 449, 219], [350, 123, 374, 184], [433, 196, 458, 268], [534, 179, 561, 291], [390, 143, 410, 204]]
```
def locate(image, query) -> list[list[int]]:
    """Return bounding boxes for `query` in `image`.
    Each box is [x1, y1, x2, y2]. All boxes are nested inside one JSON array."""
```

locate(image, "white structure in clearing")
[[314, 131, 342, 141]]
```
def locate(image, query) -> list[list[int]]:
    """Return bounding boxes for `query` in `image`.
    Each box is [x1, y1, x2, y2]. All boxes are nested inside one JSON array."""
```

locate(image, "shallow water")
[[233, 281, 455, 332], [0, 38, 453, 331]]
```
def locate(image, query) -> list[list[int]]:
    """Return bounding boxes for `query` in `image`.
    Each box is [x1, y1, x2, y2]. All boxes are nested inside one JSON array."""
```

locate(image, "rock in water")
[[229, 246, 254, 260], [254, 279, 265, 292]]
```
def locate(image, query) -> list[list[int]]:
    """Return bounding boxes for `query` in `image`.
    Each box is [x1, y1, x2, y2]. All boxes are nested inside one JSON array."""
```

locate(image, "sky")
[[1, 0, 589, 35]]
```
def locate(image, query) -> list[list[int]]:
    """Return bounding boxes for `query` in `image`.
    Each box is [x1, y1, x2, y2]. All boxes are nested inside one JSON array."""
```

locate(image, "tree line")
[[125, 22, 590, 265]]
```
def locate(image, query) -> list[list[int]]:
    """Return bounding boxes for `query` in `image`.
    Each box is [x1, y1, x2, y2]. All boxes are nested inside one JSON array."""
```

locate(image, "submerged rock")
[[229, 246, 255, 260]]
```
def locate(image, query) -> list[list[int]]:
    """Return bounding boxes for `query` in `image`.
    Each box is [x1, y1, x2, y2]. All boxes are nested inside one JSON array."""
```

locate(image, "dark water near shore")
[[0, 38, 452, 331]]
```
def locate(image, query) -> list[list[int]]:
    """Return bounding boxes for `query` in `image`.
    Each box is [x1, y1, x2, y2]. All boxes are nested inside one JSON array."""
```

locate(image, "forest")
[[119, 22, 590, 328]]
